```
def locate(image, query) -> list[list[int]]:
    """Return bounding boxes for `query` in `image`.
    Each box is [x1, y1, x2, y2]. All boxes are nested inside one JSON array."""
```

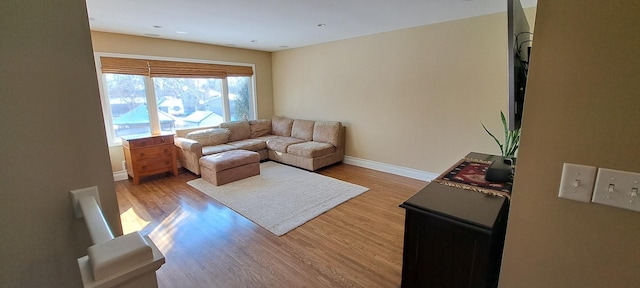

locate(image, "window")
[[96, 54, 257, 145], [153, 77, 224, 131], [104, 74, 150, 138], [228, 76, 254, 121]]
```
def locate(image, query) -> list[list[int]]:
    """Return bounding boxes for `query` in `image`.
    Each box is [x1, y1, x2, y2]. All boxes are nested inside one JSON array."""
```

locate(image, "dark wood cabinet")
[[400, 153, 510, 288]]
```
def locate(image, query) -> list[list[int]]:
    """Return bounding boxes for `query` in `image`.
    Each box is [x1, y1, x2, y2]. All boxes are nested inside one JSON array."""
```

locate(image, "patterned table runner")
[[432, 158, 512, 199]]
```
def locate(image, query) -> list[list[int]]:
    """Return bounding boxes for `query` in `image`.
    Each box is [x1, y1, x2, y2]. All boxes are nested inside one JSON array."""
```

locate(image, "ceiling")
[[85, 0, 537, 52]]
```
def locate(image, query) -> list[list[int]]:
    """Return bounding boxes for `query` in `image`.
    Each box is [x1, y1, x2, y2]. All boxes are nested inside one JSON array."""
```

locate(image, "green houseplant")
[[482, 111, 521, 158]]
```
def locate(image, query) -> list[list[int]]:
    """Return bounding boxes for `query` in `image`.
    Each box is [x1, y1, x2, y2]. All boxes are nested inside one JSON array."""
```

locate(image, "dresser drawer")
[[132, 145, 173, 160], [126, 137, 154, 148], [133, 158, 173, 172], [126, 135, 174, 148], [153, 135, 174, 145]]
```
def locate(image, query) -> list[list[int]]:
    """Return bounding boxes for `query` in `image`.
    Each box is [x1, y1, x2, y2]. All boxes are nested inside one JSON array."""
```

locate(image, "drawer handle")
[[160, 138, 166, 142], [165, 161, 170, 165], [139, 153, 145, 157], [141, 166, 147, 170]]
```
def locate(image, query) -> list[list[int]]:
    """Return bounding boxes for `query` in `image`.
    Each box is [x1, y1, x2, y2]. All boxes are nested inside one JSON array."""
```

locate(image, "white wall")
[[272, 12, 528, 174], [499, 0, 640, 286], [0, 0, 121, 287]]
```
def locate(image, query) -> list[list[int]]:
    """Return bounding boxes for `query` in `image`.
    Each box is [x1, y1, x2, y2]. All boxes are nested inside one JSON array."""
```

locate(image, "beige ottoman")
[[199, 150, 260, 186]]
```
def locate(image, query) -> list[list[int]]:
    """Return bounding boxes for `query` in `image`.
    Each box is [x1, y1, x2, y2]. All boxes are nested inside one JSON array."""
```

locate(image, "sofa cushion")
[[271, 116, 294, 137], [228, 139, 267, 151], [199, 150, 260, 172], [220, 120, 251, 142], [253, 135, 279, 141], [249, 119, 272, 138], [313, 121, 341, 147], [287, 141, 336, 158], [176, 125, 218, 138], [291, 119, 315, 141], [266, 137, 306, 153], [202, 144, 237, 156], [185, 128, 230, 146]]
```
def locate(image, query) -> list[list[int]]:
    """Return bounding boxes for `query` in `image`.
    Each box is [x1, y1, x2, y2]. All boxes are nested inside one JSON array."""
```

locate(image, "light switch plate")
[[592, 168, 640, 212], [558, 163, 597, 203]]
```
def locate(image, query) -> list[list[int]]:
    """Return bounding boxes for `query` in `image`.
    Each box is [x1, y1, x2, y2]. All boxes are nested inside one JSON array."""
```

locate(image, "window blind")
[[100, 57, 253, 78]]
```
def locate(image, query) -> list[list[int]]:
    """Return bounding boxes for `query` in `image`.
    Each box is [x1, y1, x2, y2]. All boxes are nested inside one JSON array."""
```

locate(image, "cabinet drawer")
[[126, 137, 154, 148], [132, 145, 173, 160], [134, 158, 173, 172], [126, 135, 174, 148], [153, 135, 174, 145]]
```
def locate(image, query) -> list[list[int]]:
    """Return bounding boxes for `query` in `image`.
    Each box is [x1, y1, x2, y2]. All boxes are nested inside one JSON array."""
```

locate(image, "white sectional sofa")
[[174, 116, 345, 175]]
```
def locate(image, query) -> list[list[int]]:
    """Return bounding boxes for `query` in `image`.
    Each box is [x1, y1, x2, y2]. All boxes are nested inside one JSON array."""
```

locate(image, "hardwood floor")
[[115, 162, 427, 288]]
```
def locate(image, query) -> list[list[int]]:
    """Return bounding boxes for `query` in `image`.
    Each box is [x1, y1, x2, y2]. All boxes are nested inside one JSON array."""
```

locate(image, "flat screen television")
[[507, 0, 533, 131]]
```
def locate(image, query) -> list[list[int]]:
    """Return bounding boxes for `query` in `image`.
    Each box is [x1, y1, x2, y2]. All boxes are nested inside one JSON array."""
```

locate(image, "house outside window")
[[95, 54, 257, 145], [152, 77, 224, 132]]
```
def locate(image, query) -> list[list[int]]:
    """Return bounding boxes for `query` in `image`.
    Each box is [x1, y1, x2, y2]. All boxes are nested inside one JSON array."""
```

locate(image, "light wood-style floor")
[[115, 162, 427, 288]]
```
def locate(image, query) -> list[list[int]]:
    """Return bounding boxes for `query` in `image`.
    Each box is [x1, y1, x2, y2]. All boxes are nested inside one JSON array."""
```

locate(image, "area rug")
[[432, 158, 513, 199], [187, 161, 369, 236]]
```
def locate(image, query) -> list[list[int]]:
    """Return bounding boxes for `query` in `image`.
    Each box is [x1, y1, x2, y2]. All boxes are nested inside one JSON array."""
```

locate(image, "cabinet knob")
[[160, 138, 166, 142], [139, 153, 145, 157]]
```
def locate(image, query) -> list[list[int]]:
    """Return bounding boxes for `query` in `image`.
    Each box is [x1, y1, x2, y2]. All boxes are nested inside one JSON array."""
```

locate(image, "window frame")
[[94, 53, 258, 146]]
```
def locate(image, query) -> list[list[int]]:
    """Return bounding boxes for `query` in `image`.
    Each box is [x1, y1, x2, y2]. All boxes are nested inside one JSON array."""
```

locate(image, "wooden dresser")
[[122, 134, 178, 185]]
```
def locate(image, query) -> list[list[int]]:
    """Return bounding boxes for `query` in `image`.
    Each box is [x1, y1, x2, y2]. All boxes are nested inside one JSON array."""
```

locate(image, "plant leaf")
[[504, 131, 513, 157], [500, 111, 510, 157], [482, 122, 504, 155], [482, 111, 521, 157], [505, 129, 521, 157]]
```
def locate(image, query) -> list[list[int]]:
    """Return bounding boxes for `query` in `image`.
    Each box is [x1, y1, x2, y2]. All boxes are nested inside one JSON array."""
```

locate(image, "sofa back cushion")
[[271, 116, 294, 137], [291, 119, 315, 141], [220, 120, 251, 142], [313, 121, 342, 147], [185, 128, 230, 146], [176, 125, 218, 138], [249, 119, 272, 138]]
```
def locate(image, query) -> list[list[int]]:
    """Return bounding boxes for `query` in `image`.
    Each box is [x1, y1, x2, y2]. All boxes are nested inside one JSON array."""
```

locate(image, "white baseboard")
[[113, 158, 437, 182], [343, 156, 439, 182], [113, 170, 128, 182]]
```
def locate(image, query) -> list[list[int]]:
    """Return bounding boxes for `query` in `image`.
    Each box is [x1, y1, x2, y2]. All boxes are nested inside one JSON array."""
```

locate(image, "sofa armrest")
[[336, 125, 346, 157], [174, 137, 202, 153], [174, 137, 203, 175]]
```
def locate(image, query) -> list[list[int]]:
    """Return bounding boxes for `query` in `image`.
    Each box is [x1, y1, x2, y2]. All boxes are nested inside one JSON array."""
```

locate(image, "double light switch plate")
[[592, 168, 640, 212], [558, 163, 640, 212]]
